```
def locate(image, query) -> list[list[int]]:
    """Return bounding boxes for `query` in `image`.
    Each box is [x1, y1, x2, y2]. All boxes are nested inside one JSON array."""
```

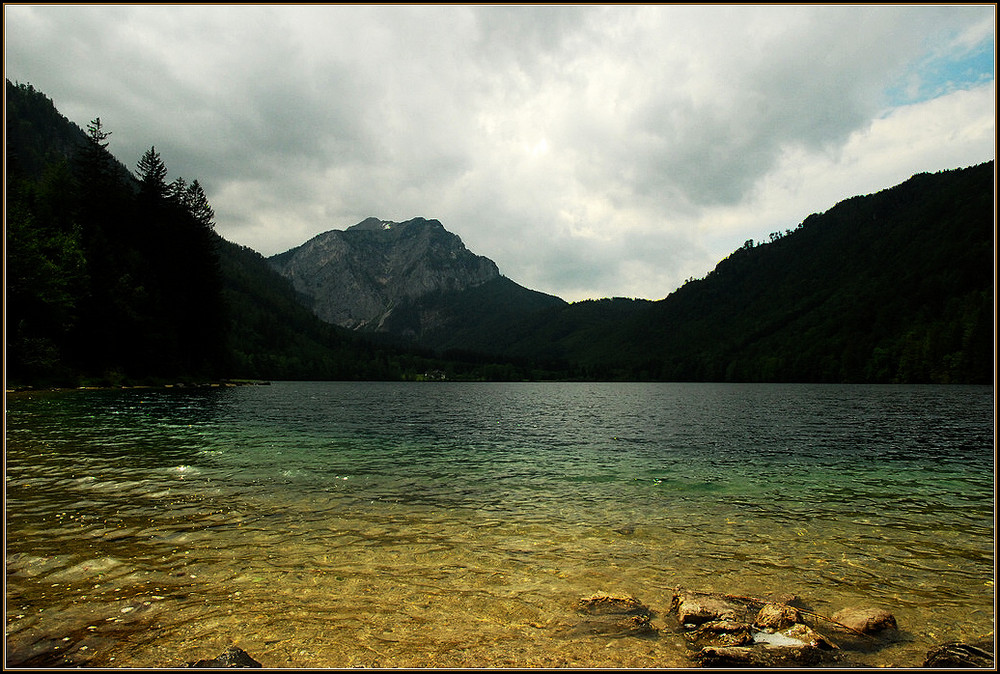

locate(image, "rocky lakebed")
[[178, 588, 993, 669]]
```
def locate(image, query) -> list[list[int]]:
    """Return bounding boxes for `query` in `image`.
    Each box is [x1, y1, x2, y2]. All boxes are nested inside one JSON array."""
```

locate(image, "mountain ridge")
[[268, 216, 565, 340]]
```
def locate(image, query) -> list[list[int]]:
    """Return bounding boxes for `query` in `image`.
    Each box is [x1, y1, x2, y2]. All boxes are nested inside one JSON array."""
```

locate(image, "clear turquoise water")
[[5, 382, 994, 667]]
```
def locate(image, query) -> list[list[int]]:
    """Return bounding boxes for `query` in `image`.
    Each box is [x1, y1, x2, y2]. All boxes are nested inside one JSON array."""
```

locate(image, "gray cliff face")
[[268, 217, 500, 330]]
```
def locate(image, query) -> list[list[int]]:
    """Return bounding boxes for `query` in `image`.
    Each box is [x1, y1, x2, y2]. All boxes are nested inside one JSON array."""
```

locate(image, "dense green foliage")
[[377, 276, 567, 353]]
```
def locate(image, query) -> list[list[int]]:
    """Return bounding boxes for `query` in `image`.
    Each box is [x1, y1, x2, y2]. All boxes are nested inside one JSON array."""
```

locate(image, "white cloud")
[[690, 81, 996, 278], [4, 4, 995, 302]]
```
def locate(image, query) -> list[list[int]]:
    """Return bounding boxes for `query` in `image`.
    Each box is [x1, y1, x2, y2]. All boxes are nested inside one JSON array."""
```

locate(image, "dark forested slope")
[[7, 81, 227, 384], [217, 238, 445, 381], [500, 162, 994, 383]]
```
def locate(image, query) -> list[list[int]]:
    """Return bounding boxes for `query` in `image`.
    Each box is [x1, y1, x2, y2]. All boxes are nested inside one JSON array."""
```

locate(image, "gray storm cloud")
[[4, 4, 994, 300]]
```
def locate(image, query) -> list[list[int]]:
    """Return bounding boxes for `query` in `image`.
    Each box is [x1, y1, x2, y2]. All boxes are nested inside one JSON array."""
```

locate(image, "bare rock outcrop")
[[269, 217, 499, 331]]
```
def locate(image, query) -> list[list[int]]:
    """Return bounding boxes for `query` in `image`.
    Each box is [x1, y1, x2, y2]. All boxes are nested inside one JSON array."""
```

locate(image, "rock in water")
[[776, 623, 838, 650], [923, 640, 994, 668], [831, 607, 897, 635], [185, 646, 262, 668], [672, 592, 746, 626], [562, 593, 658, 638], [696, 644, 825, 668], [574, 593, 649, 616], [691, 619, 755, 648], [754, 602, 800, 629]]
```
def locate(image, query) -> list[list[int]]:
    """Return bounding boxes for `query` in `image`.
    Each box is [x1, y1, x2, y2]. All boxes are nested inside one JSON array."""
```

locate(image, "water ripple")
[[5, 382, 993, 668]]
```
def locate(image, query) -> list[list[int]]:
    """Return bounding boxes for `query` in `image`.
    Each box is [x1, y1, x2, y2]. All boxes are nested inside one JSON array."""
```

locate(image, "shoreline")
[[5, 379, 271, 396]]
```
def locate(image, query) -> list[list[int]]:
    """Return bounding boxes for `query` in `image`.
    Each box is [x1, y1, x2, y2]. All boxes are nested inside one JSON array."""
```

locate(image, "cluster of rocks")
[[671, 589, 894, 667], [563, 589, 993, 669]]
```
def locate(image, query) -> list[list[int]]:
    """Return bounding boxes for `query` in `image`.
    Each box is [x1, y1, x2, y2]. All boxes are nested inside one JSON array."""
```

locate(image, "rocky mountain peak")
[[268, 217, 500, 330], [347, 216, 391, 231], [347, 216, 442, 233]]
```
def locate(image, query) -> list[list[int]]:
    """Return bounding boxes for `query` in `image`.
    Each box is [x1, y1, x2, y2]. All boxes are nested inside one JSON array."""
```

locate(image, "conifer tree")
[[167, 176, 189, 207], [186, 179, 215, 229], [82, 117, 111, 165], [77, 117, 120, 200], [136, 146, 168, 201]]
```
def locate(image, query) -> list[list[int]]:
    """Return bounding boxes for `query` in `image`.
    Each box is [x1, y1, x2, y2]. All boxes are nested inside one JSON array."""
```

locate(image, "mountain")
[[6, 80, 550, 385], [267, 162, 993, 385], [268, 217, 566, 348], [495, 162, 995, 383], [216, 237, 442, 381]]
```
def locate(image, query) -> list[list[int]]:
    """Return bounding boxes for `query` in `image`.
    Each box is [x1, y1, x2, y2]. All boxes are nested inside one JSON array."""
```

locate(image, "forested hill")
[[499, 161, 995, 383]]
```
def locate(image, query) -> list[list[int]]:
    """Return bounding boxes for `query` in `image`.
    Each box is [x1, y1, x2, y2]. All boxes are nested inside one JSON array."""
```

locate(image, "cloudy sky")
[[5, 5, 995, 301]]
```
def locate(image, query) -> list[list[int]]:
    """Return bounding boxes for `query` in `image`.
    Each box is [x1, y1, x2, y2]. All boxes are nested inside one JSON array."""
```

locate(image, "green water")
[[5, 382, 994, 667]]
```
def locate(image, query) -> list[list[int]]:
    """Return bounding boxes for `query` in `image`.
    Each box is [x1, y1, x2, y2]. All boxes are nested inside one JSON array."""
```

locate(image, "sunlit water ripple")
[[5, 382, 994, 667]]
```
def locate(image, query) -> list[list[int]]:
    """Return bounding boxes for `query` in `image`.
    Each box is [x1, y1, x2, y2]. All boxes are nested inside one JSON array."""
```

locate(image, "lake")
[[5, 382, 994, 667]]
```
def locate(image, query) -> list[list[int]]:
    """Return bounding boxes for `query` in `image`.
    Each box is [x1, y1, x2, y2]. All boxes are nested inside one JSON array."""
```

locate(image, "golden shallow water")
[[5, 383, 994, 668], [6, 484, 993, 668]]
